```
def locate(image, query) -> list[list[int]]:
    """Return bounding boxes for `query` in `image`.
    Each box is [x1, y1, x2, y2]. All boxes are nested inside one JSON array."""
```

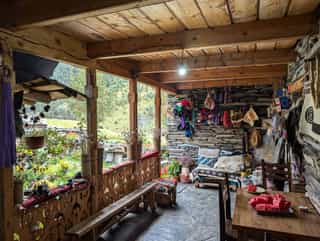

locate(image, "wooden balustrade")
[[13, 187, 90, 241], [12, 152, 160, 241]]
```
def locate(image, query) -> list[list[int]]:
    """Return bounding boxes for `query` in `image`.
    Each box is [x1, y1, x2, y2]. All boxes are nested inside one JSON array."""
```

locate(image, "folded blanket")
[[249, 194, 291, 211]]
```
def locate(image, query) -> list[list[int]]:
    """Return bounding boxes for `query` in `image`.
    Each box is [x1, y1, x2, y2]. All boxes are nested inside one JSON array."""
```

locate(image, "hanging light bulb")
[[178, 49, 188, 76], [178, 63, 187, 76]]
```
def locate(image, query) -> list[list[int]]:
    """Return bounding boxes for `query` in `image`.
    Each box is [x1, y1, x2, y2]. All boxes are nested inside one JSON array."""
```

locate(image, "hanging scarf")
[[0, 67, 16, 167]]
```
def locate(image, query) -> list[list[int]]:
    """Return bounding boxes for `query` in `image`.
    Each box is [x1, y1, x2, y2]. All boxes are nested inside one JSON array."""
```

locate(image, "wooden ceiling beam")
[[96, 59, 176, 93], [88, 14, 316, 59], [138, 49, 296, 73], [176, 78, 277, 90], [159, 65, 287, 84], [0, 0, 173, 30]]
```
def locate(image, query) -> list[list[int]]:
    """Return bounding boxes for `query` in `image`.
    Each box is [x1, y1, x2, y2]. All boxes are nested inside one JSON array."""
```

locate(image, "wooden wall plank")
[[288, 0, 320, 15], [140, 3, 185, 32], [97, 13, 145, 38], [197, 0, 231, 27], [166, 0, 208, 29], [228, 0, 258, 23], [120, 9, 164, 35], [259, 0, 290, 19]]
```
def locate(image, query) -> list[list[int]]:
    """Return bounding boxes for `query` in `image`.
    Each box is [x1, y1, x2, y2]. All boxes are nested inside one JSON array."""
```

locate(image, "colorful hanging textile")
[[0, 46, 16, 167]]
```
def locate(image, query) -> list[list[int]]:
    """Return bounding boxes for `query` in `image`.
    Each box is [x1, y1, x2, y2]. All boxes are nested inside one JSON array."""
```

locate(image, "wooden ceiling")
[[1, 0, 320, 91]]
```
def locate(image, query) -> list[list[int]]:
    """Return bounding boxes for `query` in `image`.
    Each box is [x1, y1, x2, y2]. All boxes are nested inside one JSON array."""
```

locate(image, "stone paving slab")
[[100, 184, 235, 241]]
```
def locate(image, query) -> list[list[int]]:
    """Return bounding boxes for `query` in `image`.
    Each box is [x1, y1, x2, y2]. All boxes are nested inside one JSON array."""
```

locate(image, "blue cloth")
[[197, 156, 217, 167], [0, 80, 16, 167]]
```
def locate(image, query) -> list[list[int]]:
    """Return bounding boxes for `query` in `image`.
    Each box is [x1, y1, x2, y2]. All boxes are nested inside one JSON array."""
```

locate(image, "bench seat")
[[66, 182, 157, 240]]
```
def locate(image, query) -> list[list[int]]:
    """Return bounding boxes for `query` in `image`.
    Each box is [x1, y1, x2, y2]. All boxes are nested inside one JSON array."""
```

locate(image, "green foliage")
[[168, 160, 181, 177], [15, 130, 81, 190]]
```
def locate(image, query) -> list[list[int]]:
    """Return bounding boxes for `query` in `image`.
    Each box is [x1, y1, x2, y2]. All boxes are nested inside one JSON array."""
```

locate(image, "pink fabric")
[[249, 194, 291, 211]]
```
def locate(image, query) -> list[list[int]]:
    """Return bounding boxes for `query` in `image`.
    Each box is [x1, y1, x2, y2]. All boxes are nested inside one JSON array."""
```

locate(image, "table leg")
[[238, 229, 248, 241]]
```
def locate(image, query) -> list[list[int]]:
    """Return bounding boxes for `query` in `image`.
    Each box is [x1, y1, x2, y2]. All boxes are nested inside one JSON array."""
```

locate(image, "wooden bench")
[[66, 182, 157, 241]]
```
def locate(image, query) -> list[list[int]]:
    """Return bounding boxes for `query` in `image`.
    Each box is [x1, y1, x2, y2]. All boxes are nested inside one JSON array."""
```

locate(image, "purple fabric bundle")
[[0, 80, 16, 167]]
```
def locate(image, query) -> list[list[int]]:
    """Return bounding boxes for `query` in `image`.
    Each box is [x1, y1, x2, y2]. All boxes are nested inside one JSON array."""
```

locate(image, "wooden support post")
[[0, 41, 14, 241], [154, 87, 161, 153], [128, 73, 138, 161], [86, 67, 99, 212]]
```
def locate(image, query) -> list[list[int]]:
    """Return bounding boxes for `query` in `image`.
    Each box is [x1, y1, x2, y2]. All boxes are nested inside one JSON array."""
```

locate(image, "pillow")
[[214, 155, 244, 173], [197, 155, 217, 167]]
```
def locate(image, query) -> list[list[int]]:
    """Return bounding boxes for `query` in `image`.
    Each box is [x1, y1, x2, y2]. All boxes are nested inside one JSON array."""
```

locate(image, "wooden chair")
[[207, 174, 236, 241], [261, 160, 291, 192]]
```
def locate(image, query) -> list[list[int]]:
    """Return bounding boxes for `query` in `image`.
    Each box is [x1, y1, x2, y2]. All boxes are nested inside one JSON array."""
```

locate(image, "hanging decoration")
[[0, 42, 16, 167], [174, 99, 195, 138]]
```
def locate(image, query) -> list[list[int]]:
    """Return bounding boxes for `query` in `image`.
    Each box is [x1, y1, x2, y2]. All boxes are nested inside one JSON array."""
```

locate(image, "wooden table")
[[232, 189, 320, 241]]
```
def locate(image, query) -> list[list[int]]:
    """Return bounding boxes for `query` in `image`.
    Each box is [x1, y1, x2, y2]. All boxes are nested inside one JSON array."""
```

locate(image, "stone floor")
[[99, 184, 235, 241]]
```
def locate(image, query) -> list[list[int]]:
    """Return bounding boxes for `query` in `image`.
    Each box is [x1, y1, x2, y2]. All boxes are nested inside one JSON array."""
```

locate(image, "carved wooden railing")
[[13, 152, 160, 241], [13, 187, 90, 241]]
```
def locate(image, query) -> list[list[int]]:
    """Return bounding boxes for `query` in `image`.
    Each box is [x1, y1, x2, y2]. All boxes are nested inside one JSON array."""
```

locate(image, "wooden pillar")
[[128, 74, 138, 160], [0, 41, 14, 241], [86, 67, 99, 212], [153, 87, 161, 152]]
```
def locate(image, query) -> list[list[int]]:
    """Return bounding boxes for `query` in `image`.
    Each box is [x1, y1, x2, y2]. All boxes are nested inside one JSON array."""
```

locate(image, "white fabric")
[[299, 94, 320, 141], [214, 155, 243, 173], [198, 148, 220, 158]]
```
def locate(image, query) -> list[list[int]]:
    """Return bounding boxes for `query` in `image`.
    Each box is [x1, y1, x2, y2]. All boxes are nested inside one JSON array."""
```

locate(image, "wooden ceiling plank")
[[97, 13, 145, 38], [51, 21, 106, 42], [288, 0, 320, 16], [140, 3, 185, 33], [88, 14, 315, 59], [0, 0, 174, 29], [0, 27, 89, 66], [259, 0, 290, 19], [166, 0, 208, 29], [159, 65, 287, 83], [79, 17, 128, 39], [228, 0, 258, 23], [138, 49, 296, 73], [96, 59, 176, 93], [238, 42, 256, 52], [196, 0, 231, 27], [275, 37, 299, 49], [119, 9, 164, 35], [176, 78, 275, 89]]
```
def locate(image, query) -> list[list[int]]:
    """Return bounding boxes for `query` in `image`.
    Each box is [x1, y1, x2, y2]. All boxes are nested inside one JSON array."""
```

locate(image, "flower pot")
[[14, 179, 23, 205], [24, 136, 45, 149]]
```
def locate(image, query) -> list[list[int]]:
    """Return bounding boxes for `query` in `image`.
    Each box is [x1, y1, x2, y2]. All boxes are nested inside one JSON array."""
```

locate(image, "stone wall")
[[167, 86, 273, 161]]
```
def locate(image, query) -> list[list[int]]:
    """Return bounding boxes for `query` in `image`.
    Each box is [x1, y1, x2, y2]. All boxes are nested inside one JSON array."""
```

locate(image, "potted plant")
[[22, 104, 50, 149], [179, 156, 194, 183], [168, 159, 181, 183], [14, 166, 24, 205]]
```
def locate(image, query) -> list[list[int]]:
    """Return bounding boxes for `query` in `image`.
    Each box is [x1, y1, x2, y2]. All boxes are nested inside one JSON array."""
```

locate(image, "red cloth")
[[249, 194, 291, 211], [180, 99, 191, 107], [247, 184, 257, 193]]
